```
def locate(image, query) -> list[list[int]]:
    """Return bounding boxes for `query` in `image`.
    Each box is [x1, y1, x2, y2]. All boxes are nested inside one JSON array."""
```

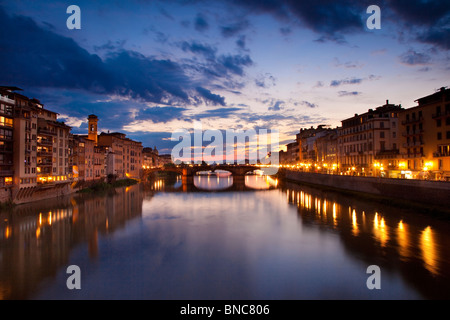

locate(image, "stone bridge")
[[144, 164, 262, 184], [146, 164, 260, 176]]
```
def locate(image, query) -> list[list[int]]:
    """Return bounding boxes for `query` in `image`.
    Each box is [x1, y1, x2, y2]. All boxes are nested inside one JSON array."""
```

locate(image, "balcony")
[[0, 95, 15, 104], [433, 152, 450, 157], [38, 128, 57, 136], [401, 116, 423, 125], [38, 139, 53, 146], [37, 151, 52, 157], [402, 129, 424, 136], [403, 140, 424, 148], [432, 110, 450, 119], [0, 170, 14, 176], [37, 163, 52, 167]]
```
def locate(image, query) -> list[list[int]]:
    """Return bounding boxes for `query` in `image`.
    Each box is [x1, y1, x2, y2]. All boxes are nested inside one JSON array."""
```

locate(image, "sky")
[[0, 0, 449, 154]]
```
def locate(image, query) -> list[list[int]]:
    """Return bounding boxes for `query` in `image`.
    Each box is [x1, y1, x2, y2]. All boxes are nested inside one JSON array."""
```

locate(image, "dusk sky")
[[1, 0, 449, 153]]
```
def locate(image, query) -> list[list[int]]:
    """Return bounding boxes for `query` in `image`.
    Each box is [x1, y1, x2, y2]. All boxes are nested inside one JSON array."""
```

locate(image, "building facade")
[[399, 87, 450, 180], [338, 101, 403, 176]]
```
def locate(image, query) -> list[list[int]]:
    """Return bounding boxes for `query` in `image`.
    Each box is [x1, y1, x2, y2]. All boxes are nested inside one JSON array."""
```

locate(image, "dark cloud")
[[135, 106, 188, 123], [388, 0, 450, 27], [255, 73, 276, 88], [196, 87, 226, 106], [236, 35, 247, 50], [180, 41, 217, 60], [218, 54, 253, 76], [299, 100, 318, 108], [280, 27, 292, 36], [268, 100, 284, 111], [195, 107, 243, 119], [194, 13, 209, 32], [0, 7, 242, 108], [229, 0, 370, 37], [338, 91, 361, 97], [220, 20, 250, 38], [330, 77, 363, 87], [418, 27, 450, 50], [399, 49, 431, 66], [330, 75, 379, 87]]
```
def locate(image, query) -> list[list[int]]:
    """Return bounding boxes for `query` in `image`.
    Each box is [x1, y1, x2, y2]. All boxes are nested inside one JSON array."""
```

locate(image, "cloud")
[[338, 91, 361, 97], [195, 107, 243, 119], [299, 100, 318, 108], [268, 100, 284, 111], [180, 41, 217, 60], [388, 0, 450, 27], [0, 7, 250, 109], [236, 35, 247, 50], [330, 74, 379, 87], [196, 87, 226, 106], [194, 13, 209, 32], [330, 77, 363, 87], [255, 73, 276, 88], [135, 106, 188, 123], [220, 20, 250, 38], [228, 0, 368, 37], [399, 49, 431, 66], [418, 28, 450, 50]]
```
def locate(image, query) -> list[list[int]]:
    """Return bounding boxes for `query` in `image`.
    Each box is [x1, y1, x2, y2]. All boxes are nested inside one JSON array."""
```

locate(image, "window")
[[438, 132, 442, 140], [437, 119, 442, 127], [0, 117, 13, 127], [447, 131, 450, 139], [380, 131, 385, 138]]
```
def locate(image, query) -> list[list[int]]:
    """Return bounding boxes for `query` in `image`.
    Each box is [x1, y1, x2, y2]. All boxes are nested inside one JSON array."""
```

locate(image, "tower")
[[88, 114, 98, 145]]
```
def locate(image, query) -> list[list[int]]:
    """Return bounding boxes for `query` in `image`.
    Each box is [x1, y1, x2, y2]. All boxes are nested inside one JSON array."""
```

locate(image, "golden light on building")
[[420, 226, 439, 276]]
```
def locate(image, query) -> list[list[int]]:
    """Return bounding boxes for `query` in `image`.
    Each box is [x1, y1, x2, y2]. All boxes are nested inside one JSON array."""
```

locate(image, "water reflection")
[[282, 181, 450, 298], [1, 176, 450, 300], [0, 184, 144, 300]]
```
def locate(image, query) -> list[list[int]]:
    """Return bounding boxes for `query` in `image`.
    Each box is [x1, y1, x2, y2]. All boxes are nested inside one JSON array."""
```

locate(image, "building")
[[283, 141, 299, 165], [338, 101, 403, 176], [314, 129, 338, 173], [399, 87, 450, 180], [97, 132, 143, 180], [0, 86, 72, 202], [0, 87, 16, 193], [143, 147, 159, 168], [72, 135, 96, 182]]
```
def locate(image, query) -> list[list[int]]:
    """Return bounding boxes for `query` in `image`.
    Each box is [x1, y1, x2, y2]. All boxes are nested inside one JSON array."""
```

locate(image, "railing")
[[433, 152, 450, 157], [0, 95, 15, 104], [401, 116, 423, 125], [37, 151, 53, 157], [403, 141, 424, 148], [432, 110, 450, 119], [0, 170, 14, 176], [38, 128, 57, 136], [38, 139, 53, 146]]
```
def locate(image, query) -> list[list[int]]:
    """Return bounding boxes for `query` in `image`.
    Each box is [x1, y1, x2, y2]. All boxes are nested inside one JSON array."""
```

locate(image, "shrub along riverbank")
[[77, 178, 139, 193]]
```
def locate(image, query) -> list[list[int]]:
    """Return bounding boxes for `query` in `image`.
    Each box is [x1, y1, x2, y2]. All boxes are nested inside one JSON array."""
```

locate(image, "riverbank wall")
[[281, 170, 450, 209]]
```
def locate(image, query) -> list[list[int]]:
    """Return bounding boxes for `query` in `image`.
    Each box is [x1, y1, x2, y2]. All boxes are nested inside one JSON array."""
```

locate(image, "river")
[[1, 175, 449, 299]]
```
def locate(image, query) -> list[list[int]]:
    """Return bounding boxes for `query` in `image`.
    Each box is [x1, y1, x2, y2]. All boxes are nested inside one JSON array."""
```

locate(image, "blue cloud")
[[196, 87, 226, 106]]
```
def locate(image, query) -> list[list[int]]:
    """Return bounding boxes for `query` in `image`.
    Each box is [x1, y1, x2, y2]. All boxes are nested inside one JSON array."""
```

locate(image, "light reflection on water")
[[0, 176, 449, 299]]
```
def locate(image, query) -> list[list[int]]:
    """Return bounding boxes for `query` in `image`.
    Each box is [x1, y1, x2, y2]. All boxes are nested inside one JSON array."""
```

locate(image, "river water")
[[1, 175, 449, 300]]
